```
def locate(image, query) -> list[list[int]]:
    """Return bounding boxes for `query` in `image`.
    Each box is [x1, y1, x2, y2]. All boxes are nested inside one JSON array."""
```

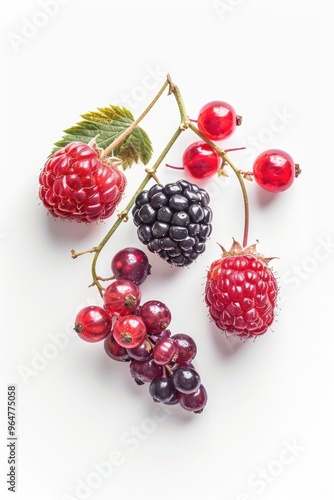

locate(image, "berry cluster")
[[132, 180, 213, 267], [38, 74, 300, 416], [74, 247, 207, 413], [176, 101, 299, 193]]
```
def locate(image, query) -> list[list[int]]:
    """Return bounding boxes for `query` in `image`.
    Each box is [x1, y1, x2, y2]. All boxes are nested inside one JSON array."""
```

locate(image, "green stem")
[[90, 127, 183, 295], [73, 75, 250, 294], [188, 121, 250, 248], [168, 79, 189, 128], [102, 76, 171, 158]]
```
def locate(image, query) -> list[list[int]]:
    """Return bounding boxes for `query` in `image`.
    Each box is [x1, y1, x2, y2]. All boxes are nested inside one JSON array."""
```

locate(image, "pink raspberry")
[[205, 240, 278, 338], [38, 141, 126, 222]]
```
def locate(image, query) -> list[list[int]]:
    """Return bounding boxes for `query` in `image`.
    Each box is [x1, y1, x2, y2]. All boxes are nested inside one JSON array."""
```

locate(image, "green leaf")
[[51, 105, 153, 169]]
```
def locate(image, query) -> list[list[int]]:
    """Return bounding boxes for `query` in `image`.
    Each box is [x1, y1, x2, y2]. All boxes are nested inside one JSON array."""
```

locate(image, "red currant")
[[253, 149, 296, 192], [172, 333, 197, 364], [113, 315, 147, 348], [197, 100, 239, 141], [103, 279, 141, 317], [139, 300, 172, 334], [152, 338, 179, 365], [182, 141, 221, 179], [74, 305, 112, 342], [111, 247, 151, 285]]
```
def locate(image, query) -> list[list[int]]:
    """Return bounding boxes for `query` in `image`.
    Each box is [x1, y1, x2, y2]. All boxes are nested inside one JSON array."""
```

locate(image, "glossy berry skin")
[[149, 329, 172, 343], [113, 315, 147, 348], [111, 247, 151, 285], [179, 384, 208, 413], [126, 339, 152, 361], [149, 377, 179, 403], [205, 242, 278, 337], [139, 300, 172, 334], [103, 279, 141, 317], [253, 149, 295, 192], [39, 141, 126, 222], [153, 338, 179, 366], [182, 141, 221, 179], [172, 366, 201, 394], [104, 334, 130, 362], [197, 100, 238, 141], [75, 305, 112, 342], [172, 334, 197, 364], [129, 357, 163, 384]]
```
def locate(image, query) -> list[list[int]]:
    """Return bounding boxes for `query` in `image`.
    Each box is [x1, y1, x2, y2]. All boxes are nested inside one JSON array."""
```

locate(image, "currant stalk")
[[187, 121, 250, 248]]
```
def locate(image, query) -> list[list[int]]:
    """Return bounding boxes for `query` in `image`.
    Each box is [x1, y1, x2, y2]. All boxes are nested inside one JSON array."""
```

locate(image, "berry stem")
[[165, 164, 184, 170], [188, 121, 250, 247], [89, 127, 184, 295], [72, 75, 250, 291], [168, 79, 189, 129], [102, 76, 171, 159]]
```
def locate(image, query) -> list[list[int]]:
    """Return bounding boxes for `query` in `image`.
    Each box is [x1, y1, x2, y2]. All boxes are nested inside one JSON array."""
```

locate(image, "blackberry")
[[132, 180, 213, 266]]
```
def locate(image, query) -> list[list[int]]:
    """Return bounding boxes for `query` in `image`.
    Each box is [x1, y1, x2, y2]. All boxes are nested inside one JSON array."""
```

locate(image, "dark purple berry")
[[149, 377, 178, 403], [172, 334, 197, 364], [139, 300, 172, 334], [172, 366, 201, 394], [129, 357, 163, 384], [179, 385, 208, 413], [111, 247, 151, 285]]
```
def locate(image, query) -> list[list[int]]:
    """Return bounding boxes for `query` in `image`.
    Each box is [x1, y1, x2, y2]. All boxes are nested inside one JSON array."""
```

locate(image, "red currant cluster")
[[74, 247, 207, 413], [179, 100, 299, 193]]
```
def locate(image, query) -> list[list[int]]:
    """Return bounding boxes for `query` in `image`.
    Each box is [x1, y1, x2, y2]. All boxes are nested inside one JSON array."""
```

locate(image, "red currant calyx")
[[103, 279, 141, 317], [113, 315, 147, 348]]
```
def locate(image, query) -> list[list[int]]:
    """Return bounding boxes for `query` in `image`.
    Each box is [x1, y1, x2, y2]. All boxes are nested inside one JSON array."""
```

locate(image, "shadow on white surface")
[[254, 186, 280, 208], [207, 318, 247, 358], [43, 212, 105, 245]]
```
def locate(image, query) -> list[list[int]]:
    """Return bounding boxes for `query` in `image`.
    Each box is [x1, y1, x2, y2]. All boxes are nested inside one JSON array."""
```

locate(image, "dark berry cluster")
[[132, 180, 213, 267], [74, 247, 207, 413]]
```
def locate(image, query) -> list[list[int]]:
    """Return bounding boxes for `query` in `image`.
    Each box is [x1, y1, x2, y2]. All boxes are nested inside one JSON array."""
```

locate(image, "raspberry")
[[205, 240, 278, 338], [39, 141, 126, 222], [132, 180, 213, 266]]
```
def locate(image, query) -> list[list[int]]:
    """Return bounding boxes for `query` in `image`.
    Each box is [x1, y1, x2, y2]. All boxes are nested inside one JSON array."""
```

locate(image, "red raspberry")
[[38, 141, 126, 222], [205, 240, 278, 338]]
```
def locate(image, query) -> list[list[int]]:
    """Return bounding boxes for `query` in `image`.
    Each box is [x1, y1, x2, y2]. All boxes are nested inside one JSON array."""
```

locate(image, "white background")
[[1, 1, 333, 499]]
